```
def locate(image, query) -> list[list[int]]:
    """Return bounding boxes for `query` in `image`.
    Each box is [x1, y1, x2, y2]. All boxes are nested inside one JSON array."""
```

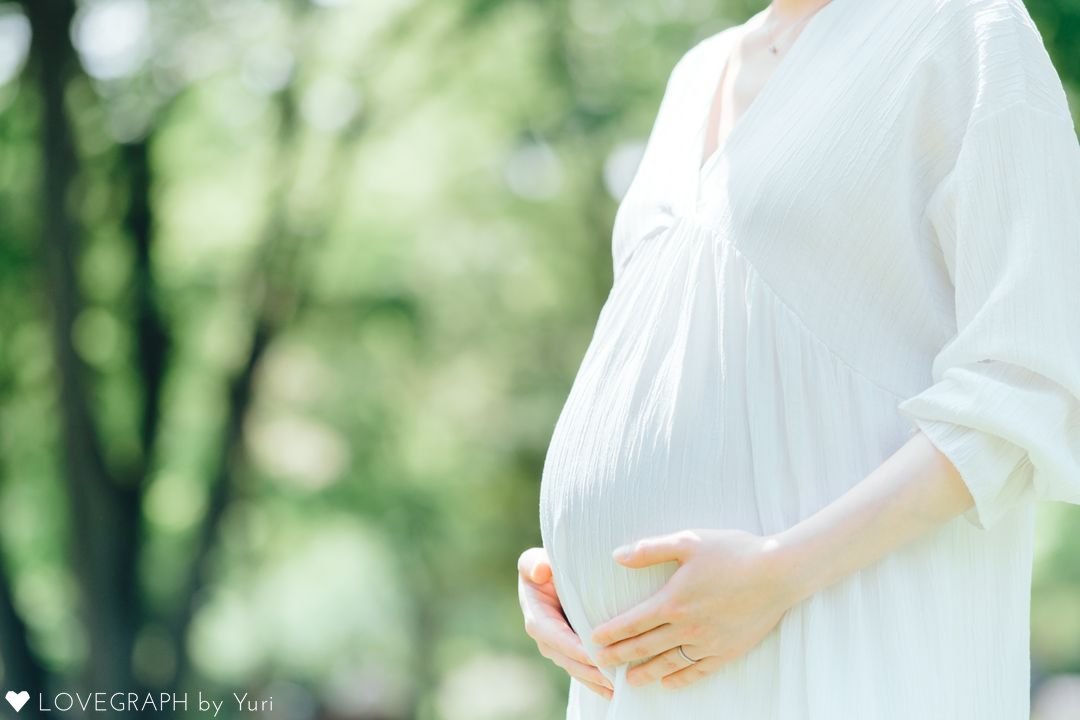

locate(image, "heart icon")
[[5, 691, 29, 712]]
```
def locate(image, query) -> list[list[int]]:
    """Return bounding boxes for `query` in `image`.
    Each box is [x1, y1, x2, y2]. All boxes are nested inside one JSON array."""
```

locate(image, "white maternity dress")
[[537, 0, 1080, 717]]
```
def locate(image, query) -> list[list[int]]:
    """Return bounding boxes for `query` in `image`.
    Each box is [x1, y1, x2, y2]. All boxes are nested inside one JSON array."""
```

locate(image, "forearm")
[[765, 430, 976, 607]]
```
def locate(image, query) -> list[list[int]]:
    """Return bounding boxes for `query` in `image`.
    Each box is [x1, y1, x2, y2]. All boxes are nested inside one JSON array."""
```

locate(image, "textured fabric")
[[537, 0, 1080, 717]]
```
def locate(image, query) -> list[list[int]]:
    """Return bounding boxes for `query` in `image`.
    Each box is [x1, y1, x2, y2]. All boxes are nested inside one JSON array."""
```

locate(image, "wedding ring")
[[677, 644, 699, 664]]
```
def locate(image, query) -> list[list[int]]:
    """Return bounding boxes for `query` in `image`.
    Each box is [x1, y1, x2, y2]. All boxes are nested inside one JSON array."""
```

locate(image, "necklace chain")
[[763, 2, 829, 55]]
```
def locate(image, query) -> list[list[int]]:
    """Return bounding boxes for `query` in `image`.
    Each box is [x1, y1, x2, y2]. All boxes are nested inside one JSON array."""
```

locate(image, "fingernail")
[[613, 545, 631, 560]]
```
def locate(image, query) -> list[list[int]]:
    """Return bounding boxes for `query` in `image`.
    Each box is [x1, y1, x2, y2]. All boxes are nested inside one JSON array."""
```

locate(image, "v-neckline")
[[691, 1, 845, 204]]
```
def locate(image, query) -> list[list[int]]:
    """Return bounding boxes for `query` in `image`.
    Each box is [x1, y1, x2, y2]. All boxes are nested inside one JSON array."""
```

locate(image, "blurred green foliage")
[[0, 1, 1078, 719]]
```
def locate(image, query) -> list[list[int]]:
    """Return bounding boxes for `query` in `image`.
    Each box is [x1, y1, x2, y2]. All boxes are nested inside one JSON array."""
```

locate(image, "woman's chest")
[[614, 3, 938, 271]]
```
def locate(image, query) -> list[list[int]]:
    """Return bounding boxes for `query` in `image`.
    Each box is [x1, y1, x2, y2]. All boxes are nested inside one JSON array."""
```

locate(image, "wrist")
[[761, 526, 821, 608]]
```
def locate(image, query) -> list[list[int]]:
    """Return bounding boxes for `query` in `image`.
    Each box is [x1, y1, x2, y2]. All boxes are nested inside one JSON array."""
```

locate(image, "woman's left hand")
[[590, 528, 805, 690]]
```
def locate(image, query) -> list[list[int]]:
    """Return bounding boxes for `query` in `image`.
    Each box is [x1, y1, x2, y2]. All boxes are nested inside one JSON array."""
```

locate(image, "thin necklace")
[[764, 2, 829, 54]]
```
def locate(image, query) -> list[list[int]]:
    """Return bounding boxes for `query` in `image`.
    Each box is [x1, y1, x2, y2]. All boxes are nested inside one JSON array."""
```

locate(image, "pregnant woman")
[[518, 0, 1080, 717]]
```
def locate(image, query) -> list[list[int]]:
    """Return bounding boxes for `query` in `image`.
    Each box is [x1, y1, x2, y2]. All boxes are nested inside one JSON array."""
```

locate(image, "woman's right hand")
[[518, 546, 614, 700]]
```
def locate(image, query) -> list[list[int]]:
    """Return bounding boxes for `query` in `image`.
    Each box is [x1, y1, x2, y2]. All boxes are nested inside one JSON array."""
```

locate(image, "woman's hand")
[[586, 432, 978, 692], [518, 546, 615, 700], [589, 529, 802, 690]]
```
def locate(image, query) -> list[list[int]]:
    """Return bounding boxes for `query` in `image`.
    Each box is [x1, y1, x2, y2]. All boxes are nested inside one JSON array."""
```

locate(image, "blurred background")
[[0, 0, 1078, 718]]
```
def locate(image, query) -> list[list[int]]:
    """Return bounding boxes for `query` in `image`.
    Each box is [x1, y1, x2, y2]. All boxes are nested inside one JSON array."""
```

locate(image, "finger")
[[519, 570, 559, 609], [579, 679, 614, 700], [594, 622, 681, 667], [518, 547, 552, 584], [612, 531, 695, 569], [590, 591, 673, 647], [537, 640, 614, 690], [659, 653, 727, 690], [535, 616, 595, 667], [625, 645, 697, 687]]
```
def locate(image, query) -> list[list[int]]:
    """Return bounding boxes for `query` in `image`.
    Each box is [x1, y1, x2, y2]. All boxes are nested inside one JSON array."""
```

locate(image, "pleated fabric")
[[538, 0, 1080, 717]]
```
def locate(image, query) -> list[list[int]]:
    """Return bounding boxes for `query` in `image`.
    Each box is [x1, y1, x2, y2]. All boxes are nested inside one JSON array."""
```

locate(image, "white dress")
[[537, 0, 1080, 717]]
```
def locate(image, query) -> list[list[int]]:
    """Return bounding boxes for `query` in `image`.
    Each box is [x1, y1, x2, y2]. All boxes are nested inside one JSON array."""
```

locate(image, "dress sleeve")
[[896, 100, 1080, 531]]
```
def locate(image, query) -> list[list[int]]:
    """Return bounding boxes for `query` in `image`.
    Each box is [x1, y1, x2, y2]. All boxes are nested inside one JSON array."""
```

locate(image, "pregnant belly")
[[538, 226, 758, 669], [537, 363, 739, 650], [536, 222, 914, 682]]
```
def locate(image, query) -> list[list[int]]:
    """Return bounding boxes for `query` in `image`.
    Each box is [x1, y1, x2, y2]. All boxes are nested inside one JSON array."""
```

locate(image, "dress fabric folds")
[[537, 0, 1080, 717]]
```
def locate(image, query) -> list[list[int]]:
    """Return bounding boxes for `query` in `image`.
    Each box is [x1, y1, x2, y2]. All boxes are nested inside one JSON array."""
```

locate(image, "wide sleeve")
[[896, 99, 1080, 531]]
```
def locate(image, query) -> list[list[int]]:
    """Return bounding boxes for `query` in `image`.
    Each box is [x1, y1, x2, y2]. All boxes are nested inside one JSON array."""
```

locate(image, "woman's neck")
[[766, 0, 832, 22]]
